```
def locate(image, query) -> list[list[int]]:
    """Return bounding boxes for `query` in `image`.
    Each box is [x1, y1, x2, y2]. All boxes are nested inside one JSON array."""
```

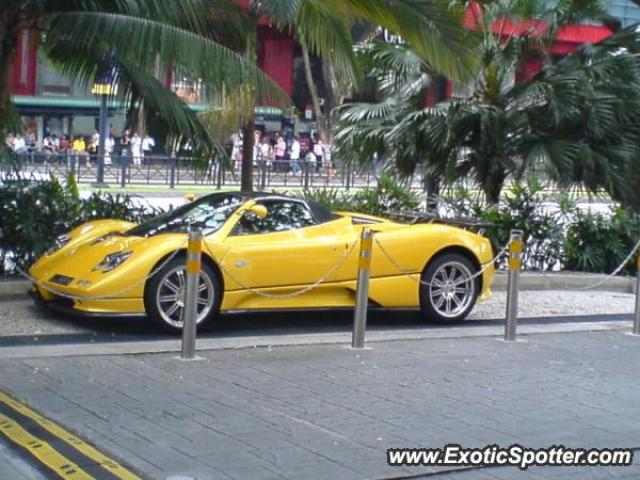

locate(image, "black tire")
[[419, 253, 480, 323], [144, 256, 221, 333]]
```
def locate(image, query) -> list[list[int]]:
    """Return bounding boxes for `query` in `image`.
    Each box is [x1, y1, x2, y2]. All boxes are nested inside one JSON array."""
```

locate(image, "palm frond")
[[318, 0, 480, 82], [41, 11, 290, 107]]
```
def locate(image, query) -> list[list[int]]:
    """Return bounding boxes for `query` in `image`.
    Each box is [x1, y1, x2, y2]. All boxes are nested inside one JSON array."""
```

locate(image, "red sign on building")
[[11, 30, 38, 96]]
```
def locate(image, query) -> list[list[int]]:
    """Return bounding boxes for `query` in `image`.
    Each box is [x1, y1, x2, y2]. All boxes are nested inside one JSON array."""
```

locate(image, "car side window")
[[233, 201, 317, 236]]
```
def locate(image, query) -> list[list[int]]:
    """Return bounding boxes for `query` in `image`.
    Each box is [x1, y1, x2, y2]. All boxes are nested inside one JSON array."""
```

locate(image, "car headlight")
[[46, 234, 71, 255], [93, 251, 132, 273]]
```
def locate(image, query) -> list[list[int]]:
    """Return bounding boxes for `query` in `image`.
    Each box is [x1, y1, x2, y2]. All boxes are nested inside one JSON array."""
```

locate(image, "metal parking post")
[[181, 229, 203, 360], [119, 156, 127, 188], [505, 229, 523, 341], [216, 159, 223, 189], [260, 160, 267, 190], [303, 161, 310, 189], [352, 229, 374, 349], [633, 247, 640, 335], [168, 158, 176, 189]]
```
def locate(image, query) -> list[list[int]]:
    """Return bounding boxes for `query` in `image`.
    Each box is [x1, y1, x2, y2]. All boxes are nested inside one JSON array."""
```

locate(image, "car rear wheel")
[[144, 256, 220, 332], [419, 253, 479, 323]]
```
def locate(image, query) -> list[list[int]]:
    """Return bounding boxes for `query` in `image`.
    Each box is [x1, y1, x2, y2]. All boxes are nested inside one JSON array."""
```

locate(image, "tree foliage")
[[335, 0, 640, 208], [0, 0, 292, 159]]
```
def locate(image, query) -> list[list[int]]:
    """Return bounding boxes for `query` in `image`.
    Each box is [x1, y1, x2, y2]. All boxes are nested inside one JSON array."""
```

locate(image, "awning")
[[13, 95, 284, 121], [12, 95, 124, 116]]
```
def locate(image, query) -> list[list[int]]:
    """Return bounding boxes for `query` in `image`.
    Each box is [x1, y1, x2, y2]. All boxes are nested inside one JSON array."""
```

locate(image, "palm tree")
[[2, 0, 478, 191], [519, 26, 640, 210], [0, 0, 287, 166], [203, 0, 479, 191], [333, 41, 443, 207], [335, 0, 615, 205]]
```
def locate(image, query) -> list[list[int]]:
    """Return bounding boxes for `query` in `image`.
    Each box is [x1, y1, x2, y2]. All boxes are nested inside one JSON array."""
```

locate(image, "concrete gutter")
[[0, 320, 632, 360], [0, 271, 635, 300]]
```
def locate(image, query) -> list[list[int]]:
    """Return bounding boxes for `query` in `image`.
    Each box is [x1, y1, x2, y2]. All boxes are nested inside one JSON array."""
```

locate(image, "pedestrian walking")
[[119, 129, 131, 157], [104, 135, 115, 165], [131, 132, 142, 166], [59, 134, 70, 165], [42, 133, 55, 158], [313, 138, 324, 173], [290, 135, 301, 175], [275, 134, 287, 172], [259, 137, 273, 167], [72, 136, 88, 166], [142, 133, 155, 162]]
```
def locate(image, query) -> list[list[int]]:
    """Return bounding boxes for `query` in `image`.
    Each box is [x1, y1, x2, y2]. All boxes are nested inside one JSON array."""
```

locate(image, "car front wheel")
[[420, 253, 479, 323], [144, 256, 220, 332]]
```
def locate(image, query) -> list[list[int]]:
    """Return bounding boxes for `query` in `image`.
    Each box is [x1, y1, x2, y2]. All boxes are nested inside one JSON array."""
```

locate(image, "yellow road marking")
[[0, 391, 141, 480], [0, 411, 93, 480]]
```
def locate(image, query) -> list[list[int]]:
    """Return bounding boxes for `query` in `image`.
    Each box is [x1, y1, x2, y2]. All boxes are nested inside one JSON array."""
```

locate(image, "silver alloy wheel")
[[428, 260, 475, 318], [155, 265, 214, 329]]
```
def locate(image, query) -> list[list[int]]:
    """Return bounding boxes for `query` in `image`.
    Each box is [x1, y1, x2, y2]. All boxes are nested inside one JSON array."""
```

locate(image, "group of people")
[[230, 131, 332, 175], [5, 130, 155, 166]]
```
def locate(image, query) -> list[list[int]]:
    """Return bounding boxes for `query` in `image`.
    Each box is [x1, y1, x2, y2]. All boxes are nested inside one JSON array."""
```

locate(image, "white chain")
[[374, 236, 508, 288], [207, 240, 359, 299], [528, 239, 640, 291], [16, 238, 189, 301]]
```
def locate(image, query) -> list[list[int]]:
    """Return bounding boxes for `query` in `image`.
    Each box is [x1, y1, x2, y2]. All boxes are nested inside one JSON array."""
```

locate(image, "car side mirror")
[[247, 204, 268, 219]]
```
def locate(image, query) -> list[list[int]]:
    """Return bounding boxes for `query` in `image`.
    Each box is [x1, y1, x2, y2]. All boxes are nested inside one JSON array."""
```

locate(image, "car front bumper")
[[30, 285, 146, 319]]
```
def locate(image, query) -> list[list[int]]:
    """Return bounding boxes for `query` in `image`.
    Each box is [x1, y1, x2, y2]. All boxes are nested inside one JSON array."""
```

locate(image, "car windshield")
[[126, 193, 245, 237]]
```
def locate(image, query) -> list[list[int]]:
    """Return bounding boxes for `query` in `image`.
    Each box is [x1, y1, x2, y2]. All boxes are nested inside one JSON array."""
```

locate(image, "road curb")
[[0, 280, 30, 300], [0, 320, 632, 360], [492, 271, 635, 293]]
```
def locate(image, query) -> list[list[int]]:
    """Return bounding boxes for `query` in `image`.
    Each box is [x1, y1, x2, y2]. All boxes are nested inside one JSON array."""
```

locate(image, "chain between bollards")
[[505, 230, 523, 341], [181, 229, 203, 360], [633, 249, 640, 336], [352, 229, 374, 349]]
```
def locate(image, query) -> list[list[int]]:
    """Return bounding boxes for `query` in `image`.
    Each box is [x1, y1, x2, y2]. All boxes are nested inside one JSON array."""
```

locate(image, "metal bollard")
[[303, 162, 310, 189], [504, 230, 523, 341], [181, 229, 203, 359], [633, 250, 640, 335], [119, 156, 127, 188], [352, 229, 374, 349], [169, 158, 177, 189]]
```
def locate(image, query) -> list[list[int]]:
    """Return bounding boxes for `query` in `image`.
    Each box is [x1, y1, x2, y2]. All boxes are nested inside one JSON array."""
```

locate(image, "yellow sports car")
[[29, 192, 495, 331]]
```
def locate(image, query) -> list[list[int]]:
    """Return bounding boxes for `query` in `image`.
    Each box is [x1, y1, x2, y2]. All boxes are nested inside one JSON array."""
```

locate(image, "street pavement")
[[1, 328, 640, 479]]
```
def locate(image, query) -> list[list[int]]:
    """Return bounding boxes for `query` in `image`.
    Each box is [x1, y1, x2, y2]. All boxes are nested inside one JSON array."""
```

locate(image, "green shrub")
[[292, 174, 419, 216], [0, 179, 162, 274], [351, 174, 420, 216], [292, 188, 353, 212], [565, 207, 640, 275], [440, 181, 567, 271], [0, 178, 78, 271]]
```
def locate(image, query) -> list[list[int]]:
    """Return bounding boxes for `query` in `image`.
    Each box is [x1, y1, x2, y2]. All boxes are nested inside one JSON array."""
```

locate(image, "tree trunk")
[[240, 119, 255, 192], [136, 100, 145, 135], [483, 176, 505, 205], [0, 30, 18, 136], [238, 28, 258, 191], [301, 45, 328, 142], [424, 173, 440, 212], [319, 57, 349, 144]]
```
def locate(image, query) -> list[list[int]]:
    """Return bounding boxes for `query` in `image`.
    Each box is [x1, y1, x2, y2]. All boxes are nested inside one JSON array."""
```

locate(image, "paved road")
[[1, 328, 640, 479]]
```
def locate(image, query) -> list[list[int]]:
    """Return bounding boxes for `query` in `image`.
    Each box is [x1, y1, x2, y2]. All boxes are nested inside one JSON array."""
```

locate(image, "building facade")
[[9, 2, 637, 147]]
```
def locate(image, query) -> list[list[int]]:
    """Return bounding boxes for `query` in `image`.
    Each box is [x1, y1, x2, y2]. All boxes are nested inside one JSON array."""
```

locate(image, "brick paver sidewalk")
[[1, 330, 639, 479]]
